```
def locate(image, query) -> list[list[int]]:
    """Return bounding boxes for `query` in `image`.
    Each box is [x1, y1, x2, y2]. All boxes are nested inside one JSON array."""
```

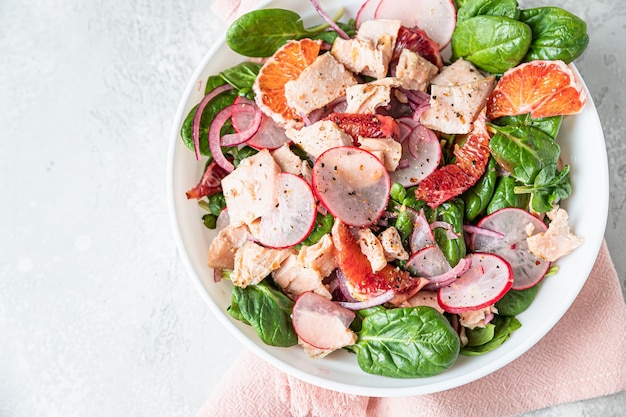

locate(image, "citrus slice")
[[487, 60, 586, 120], [252, 38, 321, 128]]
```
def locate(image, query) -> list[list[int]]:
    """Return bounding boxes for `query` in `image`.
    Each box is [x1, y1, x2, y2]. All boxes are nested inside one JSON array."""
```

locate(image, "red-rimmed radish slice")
[[292, 291, 356, 350], [409, 209, 435, 253], [406, 245, 451, 277], [471, 208, 550, 290], [232, 97, 291, 150], [374, 0, 457, 49], [389, 124, 441, 187], [438, 253, 513, 313], [255, 173, 317, 249], [355, 0, 382, 28], [312, 146, 391, 227]]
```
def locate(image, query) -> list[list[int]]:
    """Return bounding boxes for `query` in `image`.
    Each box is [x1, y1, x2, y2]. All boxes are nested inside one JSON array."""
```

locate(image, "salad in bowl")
[[168, 0, 608, 394]]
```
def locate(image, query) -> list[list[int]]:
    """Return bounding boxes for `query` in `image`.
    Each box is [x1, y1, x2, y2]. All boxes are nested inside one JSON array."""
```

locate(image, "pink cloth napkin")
[[199, 2, 626, 415], [198, 241, 625, 417]]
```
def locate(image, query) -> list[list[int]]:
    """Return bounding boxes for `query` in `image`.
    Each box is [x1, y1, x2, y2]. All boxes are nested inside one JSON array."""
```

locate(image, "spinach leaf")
[[495, 284, 540, 316], [296, 213, 334, 249], [451, 15, 532, 74], [465, 323, 495, 346], [180, 88, 239, 156], [464, 157, 498, 221], [219, 62, 262, 98], [492, 113, 562, 140], [457, 0, 521, 23], [460, 315, 521, 355], [205, 74, 228, 95], [521, 7, 589, 63], [486, 175, 530, 214], [515, 163, 571, 212], [228, 280, 298, 347], [433, 199, 466, 267], [355, 306, 460, 378], [489, 125, 560, 184], [202, 213, 217, 229]]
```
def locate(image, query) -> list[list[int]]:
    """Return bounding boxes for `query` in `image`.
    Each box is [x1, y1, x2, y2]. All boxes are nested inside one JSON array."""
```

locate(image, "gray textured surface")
[[0, 0, 623, 416]]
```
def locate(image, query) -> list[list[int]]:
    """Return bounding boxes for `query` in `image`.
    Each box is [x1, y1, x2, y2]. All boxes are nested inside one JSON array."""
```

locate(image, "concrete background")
[[1, 0, 623, 416]]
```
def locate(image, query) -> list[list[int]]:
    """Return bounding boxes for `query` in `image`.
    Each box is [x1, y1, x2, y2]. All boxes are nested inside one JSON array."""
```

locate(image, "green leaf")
[[457, 0, 521, 23], [465, 323, 496, 346], [461, 315, 521, 355], [296, 213, 334, 249], [489, 124, 561, 184], [207, 193, 226, 216], [451, 15, 532, 74], [229, 280, 298, 347], [219, 62, 262, 96], [514, 164, 571, 213], [433, 198, 466, 267], [495, 284, 541, 316], [463, 157, 498, 221], [486, 175, 530, 214], [355, 306, 460, 378], [521, 7, 589, 63], [492, 113, 562, 140]]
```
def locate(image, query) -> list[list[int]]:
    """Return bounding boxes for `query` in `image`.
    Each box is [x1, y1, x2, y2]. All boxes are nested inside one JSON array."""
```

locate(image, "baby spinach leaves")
[[486, 175, 530, 214], [226, 9, 355, 57], [457, 0, 521, 23], [460, 315, 522, 356], [488, 124, 560, 184], [515, 163, 572, 212], [451, 3, 588, 74], [464, 157, 498, 221], [296, 213, 334, 249], [432, 199, 467, 267], [354, 306, 460, 378], [451, 15, 532, 74], [521, 7, 589, 64], [228, 280, 298, 347], [495, 284, 541, 316]]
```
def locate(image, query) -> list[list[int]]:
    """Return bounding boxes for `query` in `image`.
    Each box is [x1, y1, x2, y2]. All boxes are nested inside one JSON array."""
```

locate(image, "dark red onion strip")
[[422, 257, 471, 291], [192, 84, 234, 160], [220, 104, 262, 146], [309, 0, 350, 40], [430, 220, 459, 239], [336, 290, 395, 310], [208, 105, 246, 172], [335, 269, 357, 302], [463, 224, 505, 239]]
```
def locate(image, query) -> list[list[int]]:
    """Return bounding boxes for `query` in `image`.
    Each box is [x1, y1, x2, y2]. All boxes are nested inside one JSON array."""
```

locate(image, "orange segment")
[[253, 38, 322, 127], [487, 60, 586, 120]]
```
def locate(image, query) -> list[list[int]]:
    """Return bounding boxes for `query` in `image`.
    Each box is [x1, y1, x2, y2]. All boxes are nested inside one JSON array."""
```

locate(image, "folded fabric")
[[196, 241, 626, 417]]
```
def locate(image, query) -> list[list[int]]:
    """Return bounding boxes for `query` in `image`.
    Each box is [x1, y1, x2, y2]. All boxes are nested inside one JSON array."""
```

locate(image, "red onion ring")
[[309, 0, 350, 40], [192, 84, 234, 160], [422, 257, 471, 291], [430, 220, 459, 239], [220, 104, 262, 146], [463, 224, 505, 239], [335, 269, 357, 302], [336, 290, 395, 310]]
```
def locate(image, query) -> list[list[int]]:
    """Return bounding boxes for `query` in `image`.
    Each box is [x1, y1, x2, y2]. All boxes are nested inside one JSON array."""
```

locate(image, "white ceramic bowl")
[[167, 0, 609, 396]]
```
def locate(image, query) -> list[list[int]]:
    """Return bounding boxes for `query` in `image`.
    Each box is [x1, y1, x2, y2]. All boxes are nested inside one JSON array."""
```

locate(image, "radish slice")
[[374, 0, 457, 49], [292, 291, 356, 350], [312, 146, 391, 227], [438, 253, 513, 313], [232, 97, 291, 150], [389, 124, 441, 188], [409, 210, 435, 253], [355, 0, 382, 28], [255, 173, 317, 249], [406, 245, 451, 277], [471, 208, 550, 290]]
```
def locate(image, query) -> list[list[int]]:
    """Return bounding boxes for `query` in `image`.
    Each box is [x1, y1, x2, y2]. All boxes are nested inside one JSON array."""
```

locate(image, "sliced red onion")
[[408, 124, 438, 160], [336, 290, 395, 310], [422, 257, 471, 291], [309, 0, 350, 40], [192, 84, 234, 160], [463, 224, 505, 239], [221, 104, 262, 146], [397, 158, 410, 169], [484, 312, 495, 325], [430, 220, 459, 239], [335, 268, 357, 302], [213, 269, 223, 283]]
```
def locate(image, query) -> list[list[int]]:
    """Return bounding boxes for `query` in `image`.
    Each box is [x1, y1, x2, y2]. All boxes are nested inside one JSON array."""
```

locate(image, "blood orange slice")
[[487, 60, 586, 120], [253, 38, 321, 128]]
